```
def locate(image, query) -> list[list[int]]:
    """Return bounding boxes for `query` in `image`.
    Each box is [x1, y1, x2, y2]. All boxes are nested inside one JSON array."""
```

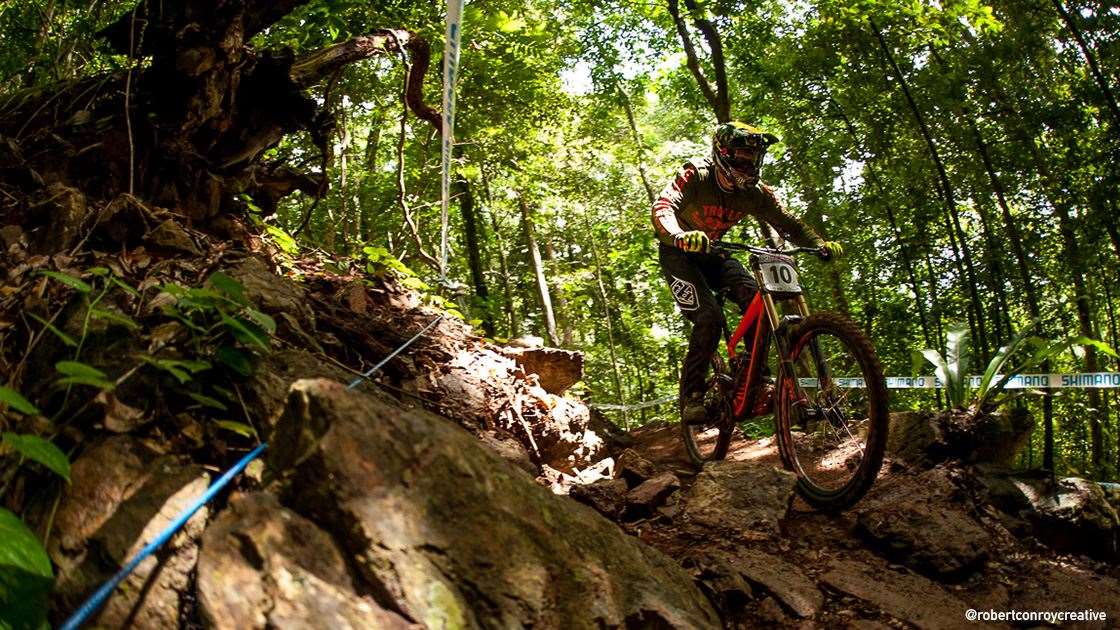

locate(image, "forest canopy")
[[1, 0, 1119, 482]]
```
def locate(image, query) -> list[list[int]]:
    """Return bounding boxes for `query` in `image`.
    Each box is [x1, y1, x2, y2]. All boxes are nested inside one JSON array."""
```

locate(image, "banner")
[[440, 0, 464, 279], [802, 372, 1120, 389], [592, 372, 1120, 410]]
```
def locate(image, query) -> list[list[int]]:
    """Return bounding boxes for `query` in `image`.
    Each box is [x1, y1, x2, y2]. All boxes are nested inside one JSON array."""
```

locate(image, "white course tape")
[[800, 372, 1120, 390], [440, 0, 463, 280], [591, 395, 677, 412], [592, 372, 1120, 411]]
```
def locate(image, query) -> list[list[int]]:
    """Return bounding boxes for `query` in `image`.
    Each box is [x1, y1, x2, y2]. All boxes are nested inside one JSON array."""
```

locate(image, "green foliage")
[[26, 313, 77, 348], [37, 271, 91, 294], [1, 433, 70, 483], [0, 387, 39, 416], [155, 272, 276, 379], [8, 0, 1120, 477], [54, 361, 114, 391], [920, 324, 971, 408], [923, 323, 1119, 413], [0, 508, 53, 630]]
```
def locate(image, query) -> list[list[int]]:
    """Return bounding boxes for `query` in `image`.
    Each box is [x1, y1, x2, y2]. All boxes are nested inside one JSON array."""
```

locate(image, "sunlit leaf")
[[38, 271, 91, 293], [2, 433, 70, 482], [214, 420, 256, 439]]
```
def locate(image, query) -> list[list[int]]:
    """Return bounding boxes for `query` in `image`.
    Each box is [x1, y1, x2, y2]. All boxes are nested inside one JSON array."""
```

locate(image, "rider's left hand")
[[819, 241, 844, 260]]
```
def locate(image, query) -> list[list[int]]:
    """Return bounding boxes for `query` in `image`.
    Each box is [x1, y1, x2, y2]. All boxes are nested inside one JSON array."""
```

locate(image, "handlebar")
[[711, 241, 828, 259]]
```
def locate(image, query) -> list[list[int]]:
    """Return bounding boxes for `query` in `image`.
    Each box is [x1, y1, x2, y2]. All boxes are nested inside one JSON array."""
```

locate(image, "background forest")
[[2, 0, 1119, 482]]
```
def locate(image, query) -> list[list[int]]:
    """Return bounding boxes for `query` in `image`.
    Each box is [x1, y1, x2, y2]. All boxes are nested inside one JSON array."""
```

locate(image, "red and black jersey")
[[651, 159, 824, 249]]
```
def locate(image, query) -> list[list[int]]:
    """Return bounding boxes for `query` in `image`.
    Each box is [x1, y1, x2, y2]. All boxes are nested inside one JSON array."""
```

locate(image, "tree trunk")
[[395, 97, 439, 271], [455, 167, 494, 336], [869, 19, 989, 360], [1054, 202, 1105, 466], [480, 168, 519, 338], [519, 196, 559, 346], [542, 239, 573, 347], [0, 2, 441, 228], [589, 229, 628, 428], [1050, 0, 1120, 129], [831, 99, 933, 348], [619, 87, 657, 204], [666, 0, 730, 121]]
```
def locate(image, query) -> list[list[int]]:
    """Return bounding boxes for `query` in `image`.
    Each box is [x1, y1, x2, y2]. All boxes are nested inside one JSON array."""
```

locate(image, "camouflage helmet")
[[711, 122, 778, 190]]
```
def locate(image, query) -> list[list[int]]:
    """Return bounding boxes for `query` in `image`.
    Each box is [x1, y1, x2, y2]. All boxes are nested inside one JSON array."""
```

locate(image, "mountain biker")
[[652, 121, 843, 425]]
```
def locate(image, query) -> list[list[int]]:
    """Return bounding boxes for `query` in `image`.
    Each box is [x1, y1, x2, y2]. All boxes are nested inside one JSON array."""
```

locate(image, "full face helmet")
[[711, 122, 779, 190]]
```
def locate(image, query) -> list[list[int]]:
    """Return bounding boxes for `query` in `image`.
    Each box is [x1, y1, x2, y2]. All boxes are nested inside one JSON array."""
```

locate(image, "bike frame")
[[721, 255, 814, 419]]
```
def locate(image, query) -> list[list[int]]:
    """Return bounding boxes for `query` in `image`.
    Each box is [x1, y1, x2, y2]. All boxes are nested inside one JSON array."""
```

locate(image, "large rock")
[[197, 492, 414, 629], [820, 558, 974, 630], [269, 378, 720, 629], [887, 408, 1031, 467], [1024, 477, 1118, 562], [49, 436, 209, 628], [681, 460, 796, 538], [1008, 560, 1120, 624], [975, 468, 1119, 562], [855, 467, 991, 580], [499, 346, 584, 394]]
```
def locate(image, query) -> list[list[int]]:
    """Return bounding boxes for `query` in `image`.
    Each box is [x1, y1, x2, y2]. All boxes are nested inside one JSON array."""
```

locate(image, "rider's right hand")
[[675, 230, 710, 253]]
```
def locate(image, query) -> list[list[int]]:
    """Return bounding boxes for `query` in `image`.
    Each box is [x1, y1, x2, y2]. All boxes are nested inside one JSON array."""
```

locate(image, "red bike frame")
[[725, 292, 770, 418]]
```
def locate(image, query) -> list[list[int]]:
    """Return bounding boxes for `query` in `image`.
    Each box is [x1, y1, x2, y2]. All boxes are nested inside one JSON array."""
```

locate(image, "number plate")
[[759, 255, 802, 294]]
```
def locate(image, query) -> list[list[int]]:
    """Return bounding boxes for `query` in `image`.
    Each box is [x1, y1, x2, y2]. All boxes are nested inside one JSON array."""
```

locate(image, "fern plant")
[[920, 322, 1118, 414]]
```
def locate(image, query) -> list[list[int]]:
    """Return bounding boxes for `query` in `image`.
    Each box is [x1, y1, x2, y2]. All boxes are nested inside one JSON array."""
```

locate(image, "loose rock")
[[682, 460, 796, 538]]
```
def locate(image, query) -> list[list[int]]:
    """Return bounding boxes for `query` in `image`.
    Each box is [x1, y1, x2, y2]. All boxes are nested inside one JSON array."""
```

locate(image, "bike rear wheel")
[[681, 354, 734, 468], [776, 312, 888, 510]]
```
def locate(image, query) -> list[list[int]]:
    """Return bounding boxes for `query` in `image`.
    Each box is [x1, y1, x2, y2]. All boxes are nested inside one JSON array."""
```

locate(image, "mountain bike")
[[680, 241, 888, 510]]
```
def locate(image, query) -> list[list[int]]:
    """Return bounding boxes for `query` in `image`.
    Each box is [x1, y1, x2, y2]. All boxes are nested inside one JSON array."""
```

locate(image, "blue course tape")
[[59, 442, 268, 630], [347, 315, 444, 390]]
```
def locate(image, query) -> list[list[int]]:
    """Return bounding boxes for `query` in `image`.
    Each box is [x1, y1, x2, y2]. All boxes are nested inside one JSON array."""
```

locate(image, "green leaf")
[[27, 313, 77, 348], [0, 507, 53, 630], [207, 272, 245, 304], [90, 308, 140, 330], [975, 329, 1041, 406], [55, 361, 107, 380], [2, 433, 70, 482], [214, 420, 256, 439], [139, 356, 211, 384], [243, 309, 276, 335], [110, 276, 141, 297], [87, 267, 110, 276], [216, 346, 252, 376], [55, 376, 116, 390], [187, 392, 229, 411], [265, 226, 299, 255], [0, 387, 39, 415], [221, 315, 269, 350], [38, 271, 91, 293], [1070, 336, 1119, 360]]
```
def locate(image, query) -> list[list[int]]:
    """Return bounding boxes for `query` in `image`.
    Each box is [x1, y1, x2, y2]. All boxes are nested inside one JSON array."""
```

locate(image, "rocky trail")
[[0, 209, 1117, 629], [582, 424, 1120, 628]]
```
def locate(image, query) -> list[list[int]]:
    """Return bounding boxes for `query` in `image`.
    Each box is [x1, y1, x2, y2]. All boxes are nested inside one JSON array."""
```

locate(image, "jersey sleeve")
[[651, 163, 699, 240], [754, 184, 825, 248]]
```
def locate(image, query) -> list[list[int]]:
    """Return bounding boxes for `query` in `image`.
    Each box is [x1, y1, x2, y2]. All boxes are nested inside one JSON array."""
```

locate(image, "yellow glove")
[[820, 241, 844, 260], [675, 230, 710, 253]]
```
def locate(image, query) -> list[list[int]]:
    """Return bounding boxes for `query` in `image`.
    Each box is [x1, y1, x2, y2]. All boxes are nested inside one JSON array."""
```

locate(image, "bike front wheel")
[[681, 354, 734, 468], [776, 312, 888, 510]]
